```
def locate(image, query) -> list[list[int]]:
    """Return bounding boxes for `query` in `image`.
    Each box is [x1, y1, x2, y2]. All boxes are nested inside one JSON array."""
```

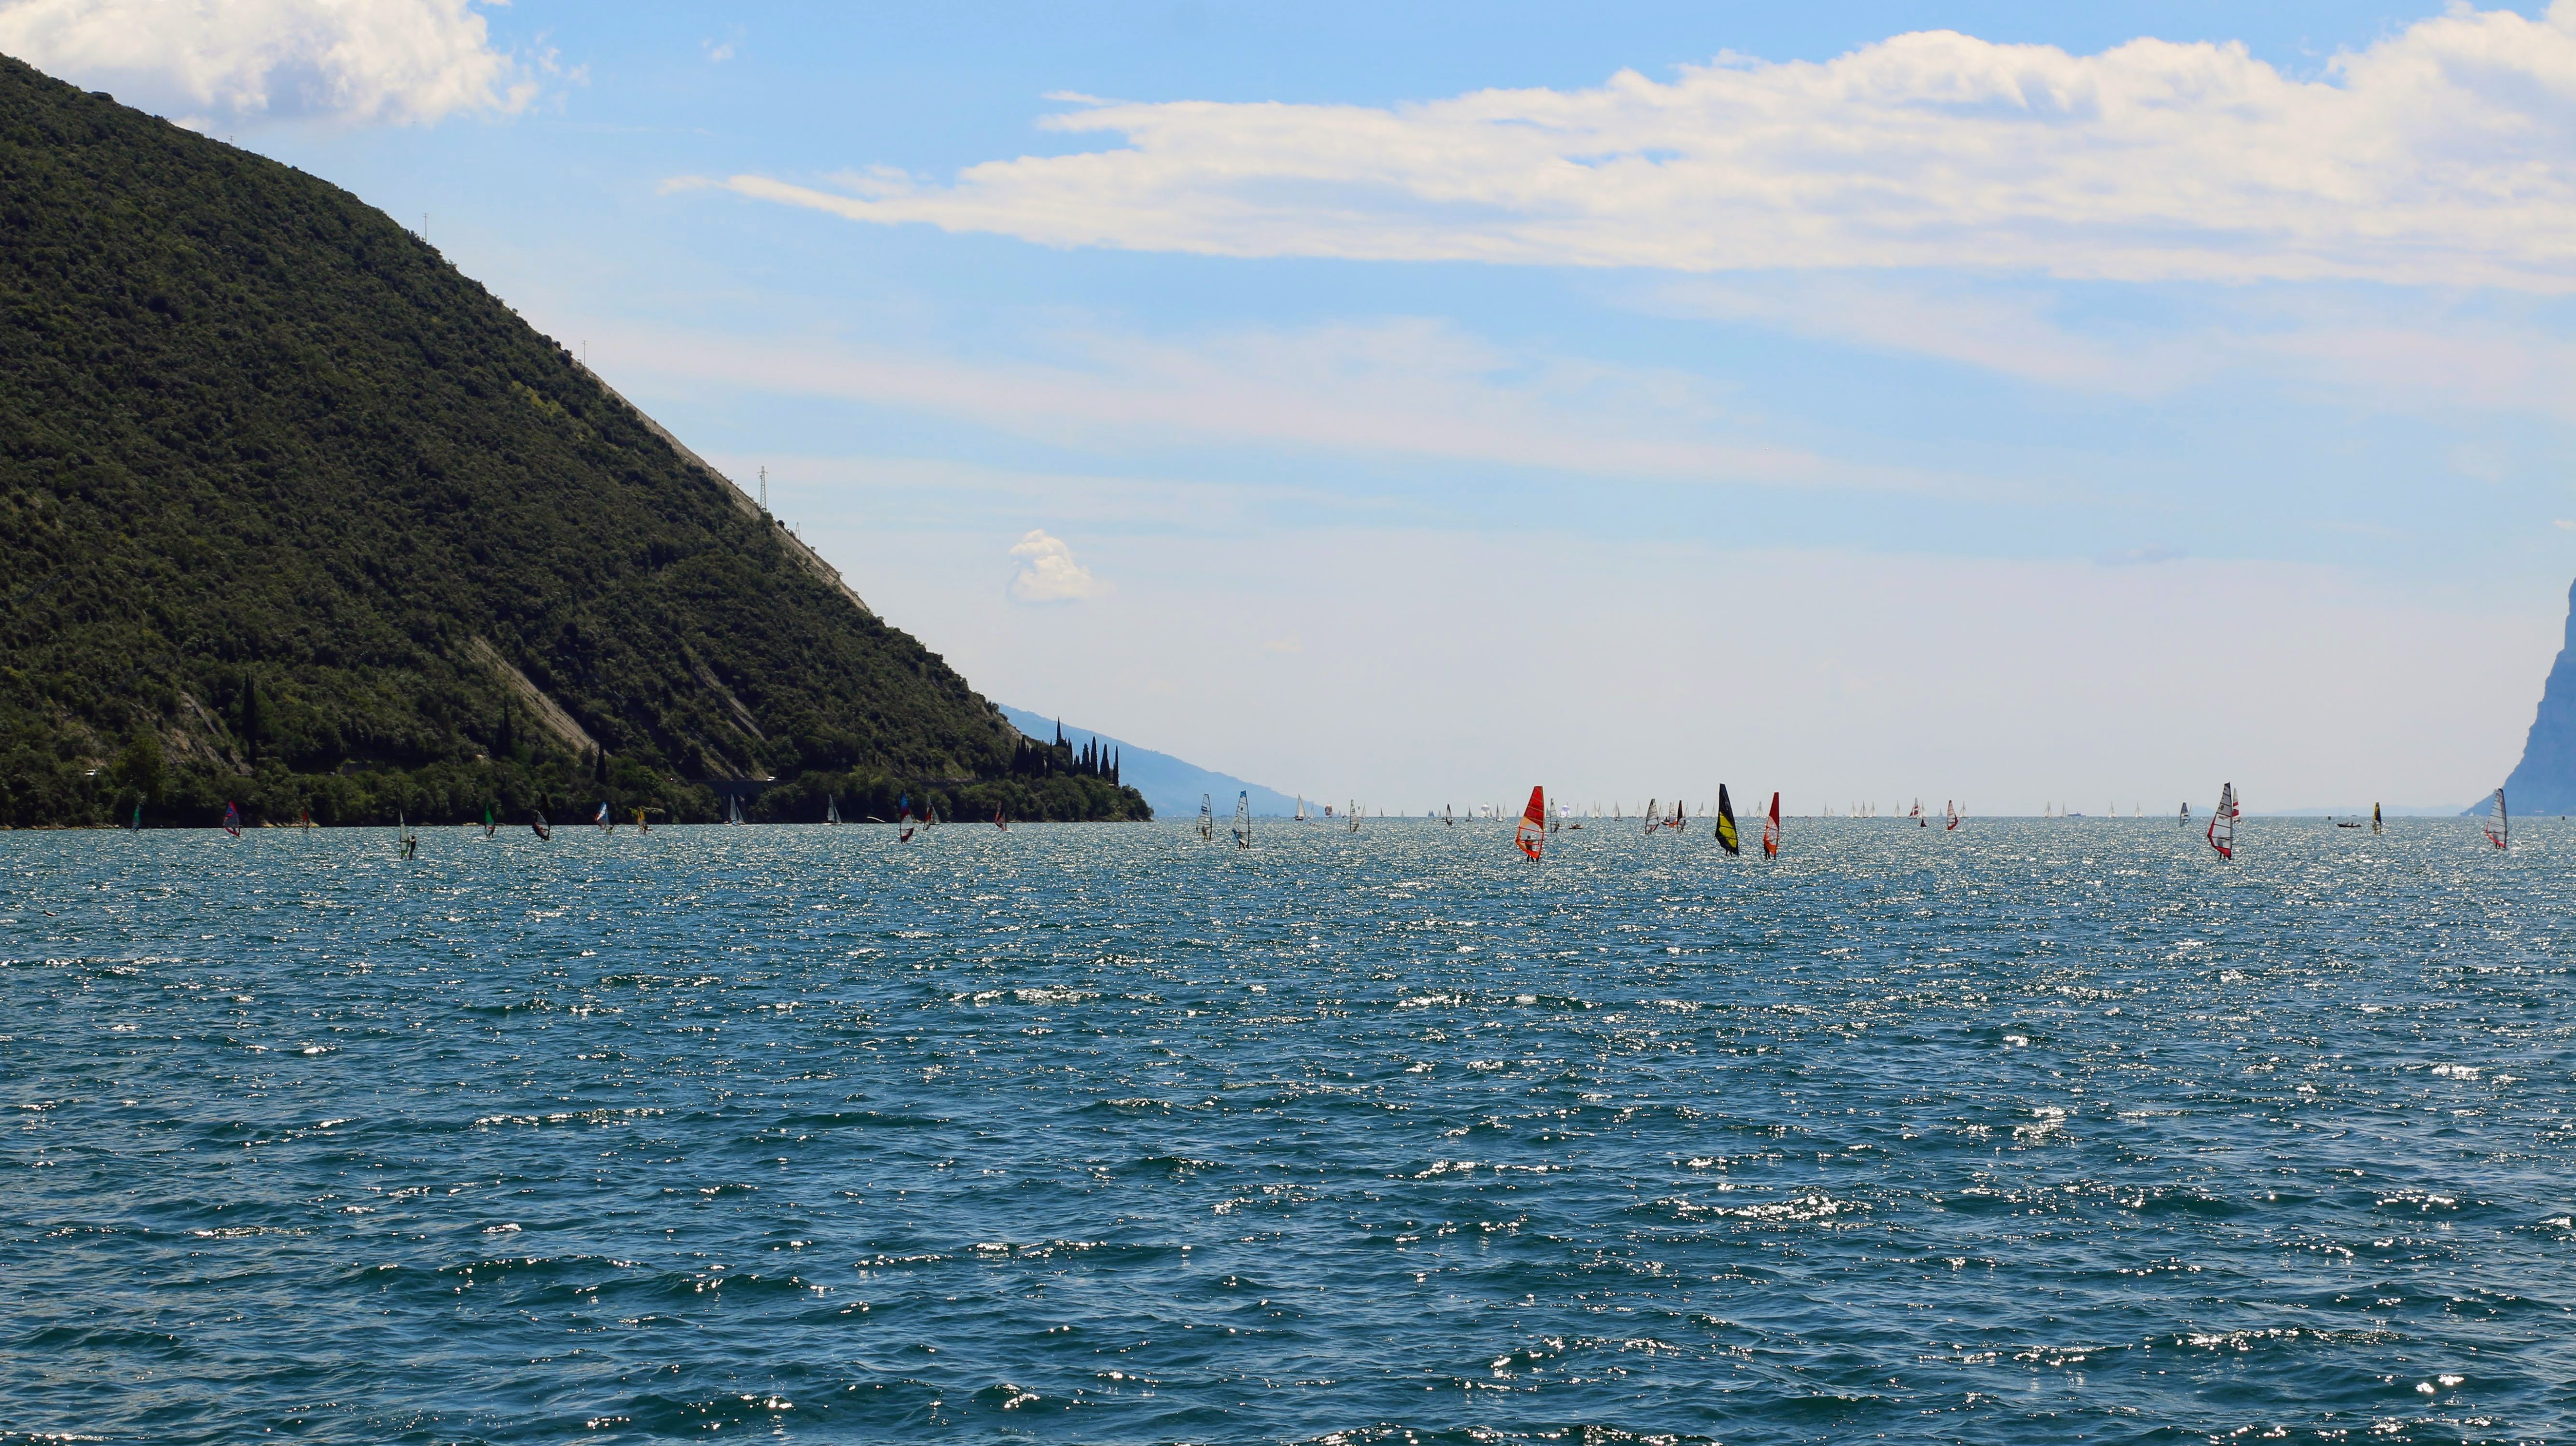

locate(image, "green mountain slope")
[[0, 57, 1146, 826]]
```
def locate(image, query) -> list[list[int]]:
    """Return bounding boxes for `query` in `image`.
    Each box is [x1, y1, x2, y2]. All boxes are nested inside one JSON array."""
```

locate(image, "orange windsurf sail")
[[1516, 786, 1546, 861]]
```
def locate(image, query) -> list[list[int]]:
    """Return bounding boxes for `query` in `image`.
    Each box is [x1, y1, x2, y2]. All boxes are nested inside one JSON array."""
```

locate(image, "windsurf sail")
[[130, 801, 142, 831], [1668, 798, 1684, 832], [728, 793, 744, 826], [1197, 793, 1214, 840], [1233, 791, 1252, 848], [1715, 785, 1740, 855], [1644, 798, 1658, 833], [1761, 792, 1781, 857], [995, 805, 1008, 830], [595, 800, 611, 832], [222, 800, 242, 838], [899, 795, 915, 843], [826, 795, 841, 826], [1516, 786, 1546, 861], [531, 809, 552, 841], [399, 809, 418, 858], [1443, 804, 1454, 827], [2178, 801, 2190, 828], [2208, 783, 2236, 859], [1947, 799, 1962, 832], [636, 808, 650, 834], [2485, 788, 2508, 849], [299, 807, 313, 831], [2372, 801, 2382, 836], [1348, 799, 1359, 834], [483, 804, 497, 839]]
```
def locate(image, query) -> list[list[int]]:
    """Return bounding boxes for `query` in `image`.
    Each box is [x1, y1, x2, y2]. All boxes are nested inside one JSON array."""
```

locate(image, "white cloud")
[[0, 0, 536, 125], [715, 5, 2576, 289], [1007, 530, 1103, 603]]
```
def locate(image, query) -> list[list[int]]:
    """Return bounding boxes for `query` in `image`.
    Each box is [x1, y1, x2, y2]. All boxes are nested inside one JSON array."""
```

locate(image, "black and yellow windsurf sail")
[[1715, 784, 1740, 855]]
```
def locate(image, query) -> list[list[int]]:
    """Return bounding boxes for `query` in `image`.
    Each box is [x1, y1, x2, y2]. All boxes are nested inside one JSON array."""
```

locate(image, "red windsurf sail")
[[1515, 786, 1546, 861], [1762, 792, 1781, 857], [222, 801, 242, 838]]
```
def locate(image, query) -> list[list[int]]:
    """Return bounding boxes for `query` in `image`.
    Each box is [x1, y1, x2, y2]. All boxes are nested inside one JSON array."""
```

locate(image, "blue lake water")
[[4, 816, 2574, 1444]]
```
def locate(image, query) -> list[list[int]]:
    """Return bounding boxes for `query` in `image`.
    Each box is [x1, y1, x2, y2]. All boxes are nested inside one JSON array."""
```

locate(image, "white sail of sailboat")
[[1233, 791, 1252, 848], [1296, 795, 1308, 823], [729, 793, 744, 826]]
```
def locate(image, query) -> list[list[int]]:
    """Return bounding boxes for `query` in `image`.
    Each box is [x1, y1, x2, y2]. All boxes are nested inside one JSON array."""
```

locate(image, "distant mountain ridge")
[[2491, 579, 2576, 817], [997, 705, 1302, 818]]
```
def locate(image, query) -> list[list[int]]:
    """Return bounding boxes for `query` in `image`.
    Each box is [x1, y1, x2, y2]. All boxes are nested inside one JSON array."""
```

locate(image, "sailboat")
[[1197, 793, 1214, 841], [222, 800, 242, 838], [826, 795, 841, 826], [898, 794, 916, 843], [1516, 785, 1546, 861], [2207, 783, 2236, 860], [2372, 802, 2382, 836], [2484, 788, 2508, 850], [1715, 784, 1740, 855], [1233, 791, 1252, 848], [1296, 796, 1308, 823], [1761, 791, 1781, 858]]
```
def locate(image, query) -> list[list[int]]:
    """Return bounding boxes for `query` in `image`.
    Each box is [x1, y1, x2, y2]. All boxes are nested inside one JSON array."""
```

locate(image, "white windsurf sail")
[[2485, 788, 2508, 850], [2207, 782, 2236, 860]]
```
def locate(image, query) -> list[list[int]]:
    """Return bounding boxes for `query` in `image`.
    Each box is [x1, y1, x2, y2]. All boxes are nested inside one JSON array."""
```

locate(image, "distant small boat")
[[1715, 784, 1740, 855], [1197, 793, 1214, 841], [1516, 785, 1545, 861], [1296, 796, 1308, 823], [222, 800, 242, 838], [1761, 791, 1781, 858], [2484, 788, 2508, 850], [2208, 783, 2236, 860], [1233, 791, 1251, 848]]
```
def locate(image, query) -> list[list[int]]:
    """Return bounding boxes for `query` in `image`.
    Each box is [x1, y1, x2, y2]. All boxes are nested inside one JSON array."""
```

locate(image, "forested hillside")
[[0, 57, 1147, 826]]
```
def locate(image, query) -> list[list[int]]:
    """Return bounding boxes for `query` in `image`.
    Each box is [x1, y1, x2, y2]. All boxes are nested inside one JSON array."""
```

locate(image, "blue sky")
[[10, 0, 2573, 813]]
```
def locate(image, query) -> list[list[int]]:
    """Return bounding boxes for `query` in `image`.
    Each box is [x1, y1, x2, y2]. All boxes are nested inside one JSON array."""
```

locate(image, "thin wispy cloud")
[[0, 0, 546, 126], [711, 5, 2576, 289], [596, 316, 1986, 496]]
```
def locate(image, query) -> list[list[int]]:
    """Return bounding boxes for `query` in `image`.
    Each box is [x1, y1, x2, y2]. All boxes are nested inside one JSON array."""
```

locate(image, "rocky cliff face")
[[2499, 581, 2576, 815]]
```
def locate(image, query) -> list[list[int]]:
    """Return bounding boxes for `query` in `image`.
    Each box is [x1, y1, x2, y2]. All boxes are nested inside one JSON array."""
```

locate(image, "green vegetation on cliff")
[[0, 58, 1148, 826]]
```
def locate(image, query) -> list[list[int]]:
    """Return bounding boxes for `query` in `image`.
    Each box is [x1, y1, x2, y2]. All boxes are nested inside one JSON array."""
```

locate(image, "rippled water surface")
[[7, 816, 2576, 1443]]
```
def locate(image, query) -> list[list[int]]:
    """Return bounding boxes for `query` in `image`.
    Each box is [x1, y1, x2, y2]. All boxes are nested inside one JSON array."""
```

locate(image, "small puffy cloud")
[[0, 0, 538, 126], [1007, 530, 1103, 603], [718, 5, 2576, 290], [703, 39, 734, 64]]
